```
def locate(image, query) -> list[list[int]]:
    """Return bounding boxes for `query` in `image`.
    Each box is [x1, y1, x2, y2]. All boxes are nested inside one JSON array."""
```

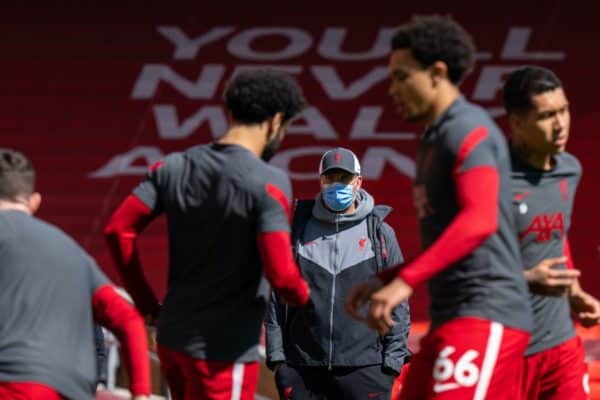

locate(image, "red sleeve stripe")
[[453, 126, 490, 175], [0, 382, 62, 399], [265, 183, 291, 222], [149, 159, 164, 172], [92, 285, 150, 395], [379, 166, 499, 287], [257, 231, 309, 306], [563, 236, 575, 269], [103, 194, 160, 317]]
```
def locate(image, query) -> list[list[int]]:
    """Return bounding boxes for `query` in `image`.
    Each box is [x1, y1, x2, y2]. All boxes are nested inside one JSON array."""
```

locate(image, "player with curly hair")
[[347, 16, 533, 399], [104, 70, 311, 400]]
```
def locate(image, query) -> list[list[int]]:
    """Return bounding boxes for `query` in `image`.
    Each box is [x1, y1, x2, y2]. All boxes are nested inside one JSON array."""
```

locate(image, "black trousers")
[[274, 364, 395, 400]]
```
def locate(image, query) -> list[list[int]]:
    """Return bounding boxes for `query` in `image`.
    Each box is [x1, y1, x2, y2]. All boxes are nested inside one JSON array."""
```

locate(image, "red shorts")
[[392, 363, 411, 398], [522, 335, 589, 400], [0, 382, 62, 400], [398, 317, 530, 400], [158, 345, 259, 400]]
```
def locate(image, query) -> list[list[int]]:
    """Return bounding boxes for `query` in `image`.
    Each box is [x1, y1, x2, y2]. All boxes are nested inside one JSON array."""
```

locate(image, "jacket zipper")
[[328, 215, 340, 370]]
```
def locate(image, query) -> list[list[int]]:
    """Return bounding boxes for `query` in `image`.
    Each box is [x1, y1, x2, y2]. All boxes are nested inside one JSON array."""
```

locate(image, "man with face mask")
[[266, 147, 411, 400], [104, 70, 311, 400]]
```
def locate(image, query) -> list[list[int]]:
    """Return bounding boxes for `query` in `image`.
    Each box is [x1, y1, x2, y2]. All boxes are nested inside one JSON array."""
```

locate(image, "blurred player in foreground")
[[346, 15, 533, 399], [0, 148, 150, 400]]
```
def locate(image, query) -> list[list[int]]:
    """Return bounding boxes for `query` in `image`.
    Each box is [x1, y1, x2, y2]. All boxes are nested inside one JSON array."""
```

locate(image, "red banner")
[[1, 2, 598, 323]]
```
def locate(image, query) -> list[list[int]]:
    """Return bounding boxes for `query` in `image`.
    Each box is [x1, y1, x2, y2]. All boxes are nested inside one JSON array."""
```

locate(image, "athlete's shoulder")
[[442, 98, 504, 146], [22, 213, 88, 257], [183, 143, 211, 159], [256, 161, 290, 184], [555, 151, 581, 176], [149, 151, 186, 177], [250, 162, 292, 202]]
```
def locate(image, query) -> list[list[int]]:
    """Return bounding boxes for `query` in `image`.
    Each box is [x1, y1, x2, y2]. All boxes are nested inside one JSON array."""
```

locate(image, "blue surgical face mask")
[[322, 183, 355, 212]]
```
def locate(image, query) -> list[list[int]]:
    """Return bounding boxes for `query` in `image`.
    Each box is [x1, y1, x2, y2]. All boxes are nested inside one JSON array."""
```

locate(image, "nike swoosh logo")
[[514, 191, 531, 201]]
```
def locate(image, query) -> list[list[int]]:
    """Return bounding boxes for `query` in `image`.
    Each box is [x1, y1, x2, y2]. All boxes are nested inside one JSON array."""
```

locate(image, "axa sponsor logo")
[[519, 212, 564, 242]]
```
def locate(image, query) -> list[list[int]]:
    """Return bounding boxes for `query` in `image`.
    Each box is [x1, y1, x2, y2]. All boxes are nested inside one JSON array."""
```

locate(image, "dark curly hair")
[[223, 70, 306, 125], [0, 149, 35, 201], [503, 66, 563, 115], [391, 15, 475, 85]]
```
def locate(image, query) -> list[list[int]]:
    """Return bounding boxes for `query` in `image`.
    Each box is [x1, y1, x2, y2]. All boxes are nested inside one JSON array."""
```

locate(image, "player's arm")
[[521, 235, 580, 296], [257, 231, 309, 306], [256, 179, 310, 307], [347, 127, 501, 334], [92, 284, 151, 398], [103, 193, 160, 319], [379, 126, 500, 287], [103, 157, 174, 319], [564, 238, 600, 327]]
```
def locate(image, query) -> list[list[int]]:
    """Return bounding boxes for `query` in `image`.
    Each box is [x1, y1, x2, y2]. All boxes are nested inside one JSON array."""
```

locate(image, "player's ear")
[[28, 192, 42, 214], [268, 112, 284, 139], [508, 113, 523, 135], [354, 175, 363, 191], [430, 61, 448, 87]]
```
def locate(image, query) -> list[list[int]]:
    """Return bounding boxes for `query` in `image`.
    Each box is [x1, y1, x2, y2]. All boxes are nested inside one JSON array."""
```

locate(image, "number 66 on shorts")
[[433, 346, 480, 393], [398, 317, 530, 400]]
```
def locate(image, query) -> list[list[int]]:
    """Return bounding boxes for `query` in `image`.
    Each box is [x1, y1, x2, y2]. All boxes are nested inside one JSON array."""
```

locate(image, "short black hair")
[[391, 15, 475, 85], [223, 69, 306, 125], [503, 66, 563, 114], [0, 149, 35, 201]]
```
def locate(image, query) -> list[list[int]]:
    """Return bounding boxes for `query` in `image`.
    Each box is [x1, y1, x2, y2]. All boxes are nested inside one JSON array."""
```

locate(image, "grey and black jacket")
[[265, 189, 411, 374]]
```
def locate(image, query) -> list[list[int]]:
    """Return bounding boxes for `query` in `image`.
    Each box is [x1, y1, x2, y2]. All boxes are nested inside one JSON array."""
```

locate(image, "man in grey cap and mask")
[[265, 147, 411, 399]]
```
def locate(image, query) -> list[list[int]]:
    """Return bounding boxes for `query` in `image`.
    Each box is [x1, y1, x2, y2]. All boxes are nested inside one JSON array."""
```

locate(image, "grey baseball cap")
[[318, 147, 361, 175]]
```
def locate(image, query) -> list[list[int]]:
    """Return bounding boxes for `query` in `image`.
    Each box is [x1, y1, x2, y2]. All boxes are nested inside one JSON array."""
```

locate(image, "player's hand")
[[366, 277, 413, 336], [277, 282, 311, 307], [345, 277, 384, 321], [570, 289, 600, 328], [132, 396, 150, 400], [524, 257, 580, 296]]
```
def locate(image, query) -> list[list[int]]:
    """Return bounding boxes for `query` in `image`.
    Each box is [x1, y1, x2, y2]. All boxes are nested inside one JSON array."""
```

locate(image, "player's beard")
[[261, 129, 284, 162]]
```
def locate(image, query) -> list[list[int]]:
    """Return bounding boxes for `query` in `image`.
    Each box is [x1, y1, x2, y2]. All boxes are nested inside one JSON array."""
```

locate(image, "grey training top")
[[0, 210, 109, 400], [414, 97, 532, 332], [133, 143, 293, 362], [511, 151, 581, 355]]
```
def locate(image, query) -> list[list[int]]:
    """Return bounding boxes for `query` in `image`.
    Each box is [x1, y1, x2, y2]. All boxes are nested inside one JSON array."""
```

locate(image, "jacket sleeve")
[[380, 222, 411, 374], [265, 290, 287, 370], [94, 325, 108, 385]]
